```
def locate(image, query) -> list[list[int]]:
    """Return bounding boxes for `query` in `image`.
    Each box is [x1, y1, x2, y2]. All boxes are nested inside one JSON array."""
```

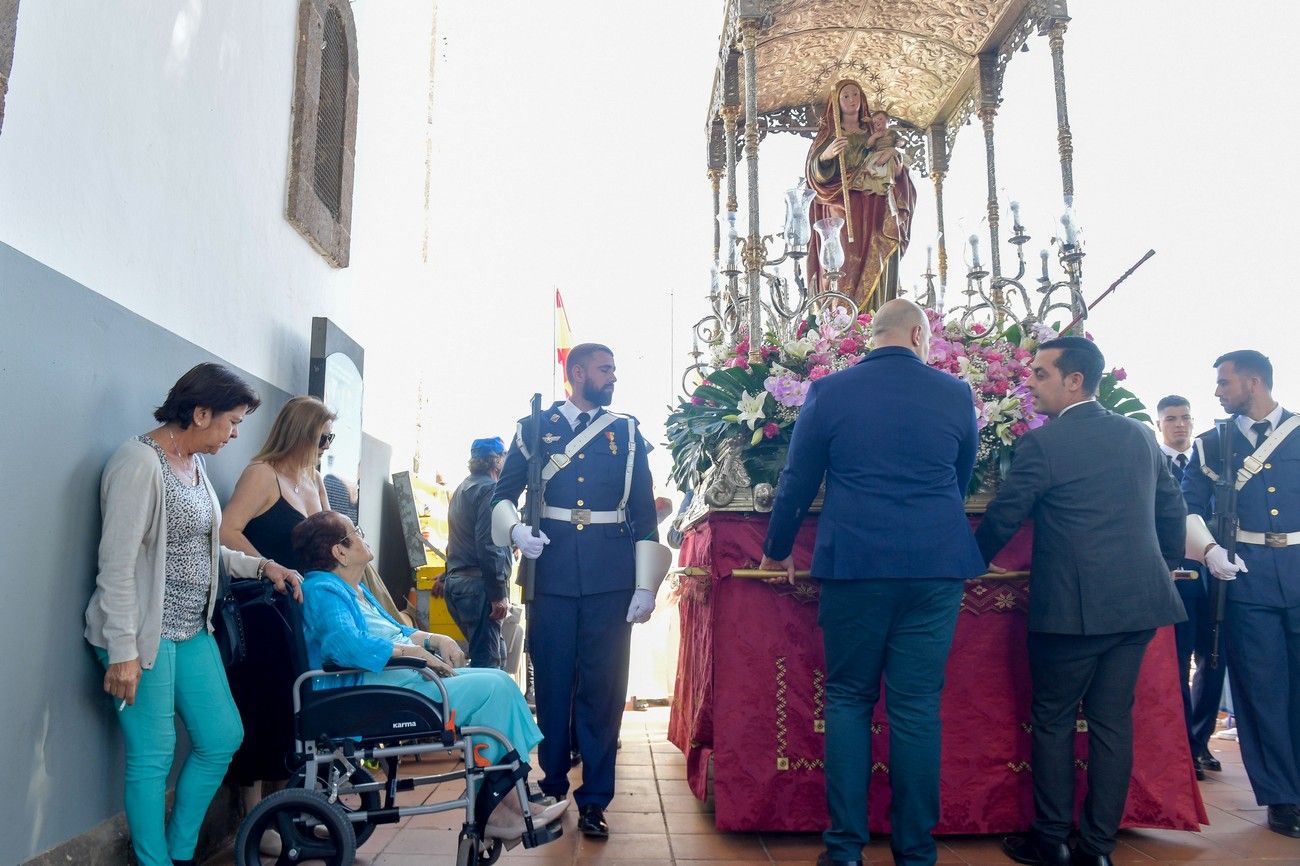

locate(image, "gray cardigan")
[[84, 437, 262, 668]]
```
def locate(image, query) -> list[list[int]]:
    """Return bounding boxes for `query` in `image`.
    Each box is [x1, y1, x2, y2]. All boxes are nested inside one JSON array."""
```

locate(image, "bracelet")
[[256, 558, 268, 579]]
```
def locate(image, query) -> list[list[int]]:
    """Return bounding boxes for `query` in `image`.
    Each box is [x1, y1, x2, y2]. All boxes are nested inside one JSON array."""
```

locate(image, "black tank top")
[[244, 483, 309, 572]]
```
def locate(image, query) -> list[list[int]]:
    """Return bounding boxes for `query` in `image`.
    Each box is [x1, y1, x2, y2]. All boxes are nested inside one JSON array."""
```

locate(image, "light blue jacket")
[[301, 570, 414, 688]]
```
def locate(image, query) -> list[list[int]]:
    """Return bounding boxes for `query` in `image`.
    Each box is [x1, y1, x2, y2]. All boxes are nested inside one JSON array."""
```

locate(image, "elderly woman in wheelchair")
[[232, 509, 566, 865]]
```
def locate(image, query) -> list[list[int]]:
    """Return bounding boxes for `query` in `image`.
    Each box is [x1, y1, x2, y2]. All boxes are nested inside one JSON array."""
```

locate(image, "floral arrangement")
[[666, 308, 1147, 499]]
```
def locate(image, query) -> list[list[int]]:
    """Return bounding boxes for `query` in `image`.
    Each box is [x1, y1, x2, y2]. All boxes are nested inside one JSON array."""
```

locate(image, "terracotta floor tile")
[[575, 832, 671, 860], [603, 811, 670, 834], [380, 826, 461, 854], [616, 764, 658, 779], [607, 791, 666, 812], [1119, 828, 1242, 861], [670, 832, 770, 860], [757, 831, 823, 860], [667, 811, 725, 834], [662, 794, 715, 813]]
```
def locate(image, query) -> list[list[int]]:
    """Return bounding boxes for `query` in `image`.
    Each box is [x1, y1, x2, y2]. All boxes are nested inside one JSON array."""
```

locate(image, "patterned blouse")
[[139, 435, 214, 642]]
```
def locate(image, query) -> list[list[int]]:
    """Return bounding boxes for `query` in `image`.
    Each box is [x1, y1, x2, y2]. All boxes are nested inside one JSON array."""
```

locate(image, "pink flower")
[[729, 357, 748, 369], [985, 351, 1004, 362], [763, 422, 779, 439], [1011, 421, 1029, 437], [839, 336, 861, 355], [807, 351, 832, 367], [971, 323, 987, 335], [761, 344, 780, 360], [796, 320, 810, 338], [734, 340, 749, 357], [808, 365, 831, 380], [691, 395, 705, 406], [1111, 367, 1127, 381]]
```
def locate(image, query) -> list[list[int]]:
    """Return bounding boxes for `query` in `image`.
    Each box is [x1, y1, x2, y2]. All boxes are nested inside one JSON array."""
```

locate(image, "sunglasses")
[[319, 432, 336, 448]]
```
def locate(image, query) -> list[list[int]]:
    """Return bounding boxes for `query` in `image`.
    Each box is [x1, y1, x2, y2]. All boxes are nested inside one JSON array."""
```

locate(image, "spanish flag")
[[555, 289, 574, 397]]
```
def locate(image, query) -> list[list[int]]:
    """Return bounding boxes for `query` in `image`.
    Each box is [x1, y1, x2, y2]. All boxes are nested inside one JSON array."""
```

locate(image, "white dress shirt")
[[1235, 403, 1285, 447]]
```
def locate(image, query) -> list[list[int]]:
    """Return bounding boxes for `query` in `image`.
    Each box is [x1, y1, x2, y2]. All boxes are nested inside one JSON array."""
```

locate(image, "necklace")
[[167, 429, 196, 481], [284, 466, 309, 494]]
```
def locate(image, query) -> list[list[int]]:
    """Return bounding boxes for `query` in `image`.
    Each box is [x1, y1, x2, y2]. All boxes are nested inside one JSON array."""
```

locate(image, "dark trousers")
[[1173, 578, 1227, 757], [1225, 600, 1300, 805], [443, 574, 505, 669], [529, 589, 633, 808], [1027, 629, 1155, 856], [817, 578, 965, 866]]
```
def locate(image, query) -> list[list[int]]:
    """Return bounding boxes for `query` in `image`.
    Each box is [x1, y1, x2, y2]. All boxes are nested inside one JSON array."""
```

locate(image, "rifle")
[[519, 393, 544, 603], [1208, 418, 1238, 669]]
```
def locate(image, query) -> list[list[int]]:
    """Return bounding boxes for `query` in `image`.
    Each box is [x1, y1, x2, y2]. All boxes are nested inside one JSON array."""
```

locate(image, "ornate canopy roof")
[[707, 0, 1053, 166]]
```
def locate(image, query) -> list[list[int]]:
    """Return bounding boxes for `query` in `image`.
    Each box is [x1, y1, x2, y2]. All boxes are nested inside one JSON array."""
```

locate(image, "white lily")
[[783, 336, 816, 359], [736, 389, 768, 430]]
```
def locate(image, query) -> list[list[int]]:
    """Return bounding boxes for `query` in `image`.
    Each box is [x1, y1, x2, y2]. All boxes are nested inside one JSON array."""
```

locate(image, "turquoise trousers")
[[97, 631, 243, 865]]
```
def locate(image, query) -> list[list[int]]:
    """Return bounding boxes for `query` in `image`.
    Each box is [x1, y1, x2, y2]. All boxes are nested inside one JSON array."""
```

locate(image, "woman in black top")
[[220, 396, 334, 819]]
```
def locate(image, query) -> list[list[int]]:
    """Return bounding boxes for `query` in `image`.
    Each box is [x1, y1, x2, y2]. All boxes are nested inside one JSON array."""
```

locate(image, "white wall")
[[0, 0, 439, 462]]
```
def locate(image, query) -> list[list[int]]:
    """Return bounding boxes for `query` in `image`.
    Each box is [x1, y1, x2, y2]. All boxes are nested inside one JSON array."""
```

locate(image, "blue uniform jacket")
[[301, 569, 415, 688], [764, 346, 986, 580], [494, 403, 657, 597], [1182, 412, 1300, 609]]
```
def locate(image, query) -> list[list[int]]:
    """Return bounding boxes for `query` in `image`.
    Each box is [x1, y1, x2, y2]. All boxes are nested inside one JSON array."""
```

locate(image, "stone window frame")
[[0, 0, 19, 137], [286, 0, 359, 269]]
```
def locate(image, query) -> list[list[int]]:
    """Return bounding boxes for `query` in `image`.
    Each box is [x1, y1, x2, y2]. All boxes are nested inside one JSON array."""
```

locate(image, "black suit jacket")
[[975, 400, 1188, 635]]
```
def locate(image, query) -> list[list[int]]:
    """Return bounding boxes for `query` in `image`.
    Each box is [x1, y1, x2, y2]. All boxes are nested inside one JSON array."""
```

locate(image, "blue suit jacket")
[[764, 346, 985, 580], [495, 403, 657, 597], [1182, 412, 1300, 609]]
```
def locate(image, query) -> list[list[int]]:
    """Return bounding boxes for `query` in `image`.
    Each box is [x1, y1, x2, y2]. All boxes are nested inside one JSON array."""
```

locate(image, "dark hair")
[[1039, 336, 1104, 395], [566, 342, 614, 377], [291, 510, 352, 573], [1214, 349, 1273, 389], [1156, 395, 1191, 413], [154, 362, 261, 429], [467, 454, 504, 475]]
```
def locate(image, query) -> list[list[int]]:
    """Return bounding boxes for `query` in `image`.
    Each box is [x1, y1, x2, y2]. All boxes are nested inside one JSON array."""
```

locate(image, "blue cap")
[[470, 436, 505, 457]]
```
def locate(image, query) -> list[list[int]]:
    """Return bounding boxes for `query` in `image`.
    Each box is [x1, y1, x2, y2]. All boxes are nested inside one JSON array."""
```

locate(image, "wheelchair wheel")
[[234, 788, 356, 865], [289, 763, 381, 846], [455, 829, 503, 866]]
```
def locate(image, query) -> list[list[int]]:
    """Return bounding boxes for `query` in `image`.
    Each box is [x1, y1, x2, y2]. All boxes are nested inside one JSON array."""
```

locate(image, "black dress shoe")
[[1070, 850, 1114, 866], [1267, 804, 1300, 838], [569, 749, 582, 768], [1194, 765, 1206, 781], [816, 852, 863, 866], [577, 804, 609, 838], [1194, 752, 1222, 773], [1002, 834, 1071, 866]]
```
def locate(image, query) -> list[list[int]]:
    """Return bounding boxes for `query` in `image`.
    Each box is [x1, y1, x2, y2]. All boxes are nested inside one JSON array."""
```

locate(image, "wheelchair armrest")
[[384, 657, 430, 670]]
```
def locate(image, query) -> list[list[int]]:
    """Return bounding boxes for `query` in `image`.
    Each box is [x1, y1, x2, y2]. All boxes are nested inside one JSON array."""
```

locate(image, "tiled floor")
[[206, 708, 1300, 865]]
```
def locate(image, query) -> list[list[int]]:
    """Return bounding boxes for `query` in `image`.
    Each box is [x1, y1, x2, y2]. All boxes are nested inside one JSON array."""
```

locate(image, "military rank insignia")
[[550, 414, 561, 423], [606, 430, 618, 455], [542, 433, 561, 444]]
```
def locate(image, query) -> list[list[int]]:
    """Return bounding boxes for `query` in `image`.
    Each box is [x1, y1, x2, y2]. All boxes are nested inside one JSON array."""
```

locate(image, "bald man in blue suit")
[[761, 300, 985, 866]]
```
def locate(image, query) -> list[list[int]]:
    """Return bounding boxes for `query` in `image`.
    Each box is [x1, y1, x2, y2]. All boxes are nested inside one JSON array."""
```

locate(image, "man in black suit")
[[976, 337, 1187, 866], [1154, 395, 1226, 780]]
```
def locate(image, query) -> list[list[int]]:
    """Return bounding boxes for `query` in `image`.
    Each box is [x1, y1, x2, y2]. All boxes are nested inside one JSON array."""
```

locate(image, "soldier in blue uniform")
[[1181, 351, 1300, 838], [490, 342, 671, 838], [1155, 395, 1227, 780]]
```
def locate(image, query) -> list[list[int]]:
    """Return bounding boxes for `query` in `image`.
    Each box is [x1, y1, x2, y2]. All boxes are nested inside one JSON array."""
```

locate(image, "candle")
[[1010, 200, 1022, 226], [1061, 211, 1078, 246], [1040, 248, 1050, 280], [969, 234, 981, 269], [926, 245, 933, 272]]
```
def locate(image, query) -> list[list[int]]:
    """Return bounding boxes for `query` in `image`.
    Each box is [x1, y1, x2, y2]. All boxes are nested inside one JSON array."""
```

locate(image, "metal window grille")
[[313, 7, 347, 218]]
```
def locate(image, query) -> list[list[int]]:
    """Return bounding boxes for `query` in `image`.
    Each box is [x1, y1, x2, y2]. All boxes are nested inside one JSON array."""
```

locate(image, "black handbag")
[[212, 557, 248, 668]]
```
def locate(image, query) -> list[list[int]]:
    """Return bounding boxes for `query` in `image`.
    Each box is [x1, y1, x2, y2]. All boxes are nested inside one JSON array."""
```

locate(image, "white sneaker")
[[1213, 727, 1238, 741]]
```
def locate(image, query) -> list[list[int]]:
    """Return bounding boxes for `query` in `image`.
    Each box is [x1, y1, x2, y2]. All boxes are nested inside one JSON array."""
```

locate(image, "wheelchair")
[[233, 603, 562, 865]]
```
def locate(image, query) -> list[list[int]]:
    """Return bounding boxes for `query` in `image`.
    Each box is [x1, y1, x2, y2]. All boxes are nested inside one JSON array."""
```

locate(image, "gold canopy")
[[709, 0, 1038, 144]]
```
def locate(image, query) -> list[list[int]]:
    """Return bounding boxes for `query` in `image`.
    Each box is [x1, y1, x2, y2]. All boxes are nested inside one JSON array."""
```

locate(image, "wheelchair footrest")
[[520, 821, 564, 849]]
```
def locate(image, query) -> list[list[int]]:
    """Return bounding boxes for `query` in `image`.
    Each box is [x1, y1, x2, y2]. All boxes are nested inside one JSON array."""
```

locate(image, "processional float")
[[665, 0, 1200, 836], [673, 0, 1145, 516]]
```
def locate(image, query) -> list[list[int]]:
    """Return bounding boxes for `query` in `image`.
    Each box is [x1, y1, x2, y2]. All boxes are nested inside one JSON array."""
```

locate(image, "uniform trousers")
[[1225, 600, 1300, 805], [817, 578, 965, 866], [1173, 578, 1227, 758], [1026, 629, 1154, 857], [96, 632, 243, 866], [529, 588, 633, 808]]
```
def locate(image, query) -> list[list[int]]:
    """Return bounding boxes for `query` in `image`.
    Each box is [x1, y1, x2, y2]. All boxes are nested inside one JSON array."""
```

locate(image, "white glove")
[[1205, 545, 1248, 581], [510, 524, 550, 560], [626, 588, 656, 624]]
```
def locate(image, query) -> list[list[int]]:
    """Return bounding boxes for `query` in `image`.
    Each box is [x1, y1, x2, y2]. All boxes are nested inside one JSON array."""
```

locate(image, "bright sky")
[[421, 1, 1300, 489]]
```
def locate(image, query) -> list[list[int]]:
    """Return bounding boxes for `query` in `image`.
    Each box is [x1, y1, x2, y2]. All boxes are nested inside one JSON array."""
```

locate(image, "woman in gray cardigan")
[[84, 363, 302, 866]]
